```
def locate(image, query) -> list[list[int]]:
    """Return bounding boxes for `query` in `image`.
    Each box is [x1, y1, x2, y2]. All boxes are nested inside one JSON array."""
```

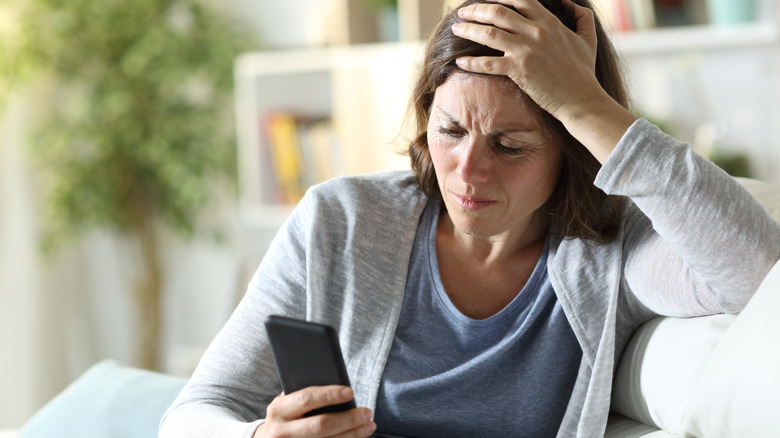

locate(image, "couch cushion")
[[611, 314, 735, 432], [18, 360, 186, 438], [605, 414, 678, 438], [682, 259, 780, 437], [611, 177, 780, 435]]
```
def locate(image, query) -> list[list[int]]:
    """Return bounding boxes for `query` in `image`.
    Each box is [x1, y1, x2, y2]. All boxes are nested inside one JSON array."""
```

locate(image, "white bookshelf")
[[233, 0, 448, 236], [613, 21, 780, 55], [234, 48, 332, 228], [234, 42, 423, 230]]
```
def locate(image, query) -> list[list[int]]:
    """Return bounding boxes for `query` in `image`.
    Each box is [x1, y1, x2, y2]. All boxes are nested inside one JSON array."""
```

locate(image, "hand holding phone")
[[264, 315, 357, 416], [255, 386, 375, 438]]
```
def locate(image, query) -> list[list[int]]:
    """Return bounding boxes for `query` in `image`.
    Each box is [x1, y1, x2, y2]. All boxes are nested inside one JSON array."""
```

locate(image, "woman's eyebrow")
[[435, 106, 464, 128], [435, 105, 540, 135], [490, 128, 540, 137]]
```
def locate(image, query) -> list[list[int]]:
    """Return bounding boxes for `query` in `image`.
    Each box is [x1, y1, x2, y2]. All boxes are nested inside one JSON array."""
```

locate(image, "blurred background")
[[1, 0, 779, 430]]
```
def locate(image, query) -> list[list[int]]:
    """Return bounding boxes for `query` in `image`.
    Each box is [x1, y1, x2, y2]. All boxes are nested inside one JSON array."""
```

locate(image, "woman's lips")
[[451, 193, 496, 211]]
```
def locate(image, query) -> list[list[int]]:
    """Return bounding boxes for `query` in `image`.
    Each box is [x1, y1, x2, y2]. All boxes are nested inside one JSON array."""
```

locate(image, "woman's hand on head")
[[452, 0, 602, 120], [452, 0, 637, 163], [254, 386, 376, 438]]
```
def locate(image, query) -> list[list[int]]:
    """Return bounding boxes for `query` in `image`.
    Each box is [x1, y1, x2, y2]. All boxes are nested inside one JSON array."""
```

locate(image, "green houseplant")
[[1, 0, 255, 370]]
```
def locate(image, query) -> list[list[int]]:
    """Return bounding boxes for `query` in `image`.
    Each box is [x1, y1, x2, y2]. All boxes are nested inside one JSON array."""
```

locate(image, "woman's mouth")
[[451, 193, 496, 211]]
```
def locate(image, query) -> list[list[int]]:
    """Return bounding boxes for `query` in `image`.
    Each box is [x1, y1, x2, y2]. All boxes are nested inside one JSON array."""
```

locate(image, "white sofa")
[[9, 177, 780, 438], [605, 177, 780, 438]]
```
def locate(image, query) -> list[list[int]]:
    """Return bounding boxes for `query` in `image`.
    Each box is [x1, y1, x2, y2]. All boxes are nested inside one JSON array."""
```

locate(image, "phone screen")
[[264, 315, 356, 416]]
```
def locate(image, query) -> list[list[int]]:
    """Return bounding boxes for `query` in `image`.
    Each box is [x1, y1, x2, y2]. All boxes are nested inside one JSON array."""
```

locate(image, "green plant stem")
[[122, 158, 162, 370], [135, 219, 162, 371]]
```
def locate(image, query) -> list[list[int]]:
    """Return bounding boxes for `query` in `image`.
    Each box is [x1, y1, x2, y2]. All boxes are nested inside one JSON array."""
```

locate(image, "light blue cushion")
[[18, 360, 186, 438]]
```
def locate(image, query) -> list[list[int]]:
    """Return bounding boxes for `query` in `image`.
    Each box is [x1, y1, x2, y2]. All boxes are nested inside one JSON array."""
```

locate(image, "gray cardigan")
[[160, 119, 780, 438]]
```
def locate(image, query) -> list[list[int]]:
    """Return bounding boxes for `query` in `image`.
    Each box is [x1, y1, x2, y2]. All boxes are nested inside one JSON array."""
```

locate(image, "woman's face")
[[427, 72, 562, 242]]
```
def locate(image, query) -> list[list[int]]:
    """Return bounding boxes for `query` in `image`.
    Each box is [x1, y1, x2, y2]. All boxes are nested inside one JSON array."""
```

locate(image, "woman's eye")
[[493, 142, 524, 156], [438, 127, 465, 138]]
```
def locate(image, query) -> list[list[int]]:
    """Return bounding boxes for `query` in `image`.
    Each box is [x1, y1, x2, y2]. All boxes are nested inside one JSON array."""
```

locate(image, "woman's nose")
[[456, 138, 490, 183]]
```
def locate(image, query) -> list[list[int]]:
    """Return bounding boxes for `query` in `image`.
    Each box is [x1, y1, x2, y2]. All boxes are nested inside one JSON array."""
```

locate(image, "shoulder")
[[547, 201, 639, 296], [284, 170, 429, 240], [304, 170, 427, 216], [310, 170, 421, 198]]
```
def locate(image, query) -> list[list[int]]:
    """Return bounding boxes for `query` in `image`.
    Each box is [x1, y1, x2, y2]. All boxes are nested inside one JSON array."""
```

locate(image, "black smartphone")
[[264, 315, 356, 417]]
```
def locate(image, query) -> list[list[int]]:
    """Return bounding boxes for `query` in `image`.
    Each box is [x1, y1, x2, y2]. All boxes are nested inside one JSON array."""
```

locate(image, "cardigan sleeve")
[[159, 191, 315, 438], [159, 171, 426, 437], [594, 118, 780, 316]]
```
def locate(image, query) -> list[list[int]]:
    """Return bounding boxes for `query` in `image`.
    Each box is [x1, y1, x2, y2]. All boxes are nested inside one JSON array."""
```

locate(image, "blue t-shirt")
[[373, 200, 582, 437]]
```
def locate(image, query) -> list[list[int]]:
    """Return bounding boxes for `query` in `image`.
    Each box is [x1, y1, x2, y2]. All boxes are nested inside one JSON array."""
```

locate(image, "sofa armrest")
[[605, 414, 677, 438], [611, 314, 735, 431], [611, 259, 780, 437], [17, 360, 186, 438], [610, 177, 780, 436]]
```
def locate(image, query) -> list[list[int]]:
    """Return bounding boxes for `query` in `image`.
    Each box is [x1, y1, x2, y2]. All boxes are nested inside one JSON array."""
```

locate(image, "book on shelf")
[[260, 111, 342, 205], [653, 0, 707, 27], [296, 118, 342, 188], [614, 0, 634, 32], [596, 0, 708, 33], [591, 0, 632, 32], [628, 0, 656, 30]]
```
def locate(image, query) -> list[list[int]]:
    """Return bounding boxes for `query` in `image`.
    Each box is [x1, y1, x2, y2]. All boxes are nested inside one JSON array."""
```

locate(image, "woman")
[[160, 0, 780, 437]]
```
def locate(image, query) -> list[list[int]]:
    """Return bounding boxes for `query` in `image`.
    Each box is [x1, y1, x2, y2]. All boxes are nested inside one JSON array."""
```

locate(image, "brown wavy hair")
[[408, 0, 628, 243]]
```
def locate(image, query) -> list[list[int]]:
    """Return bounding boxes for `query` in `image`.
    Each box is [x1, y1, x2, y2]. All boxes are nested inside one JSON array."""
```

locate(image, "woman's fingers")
[[457, 2, 529, 31], [291, 408, 374, 438], [451, 0, 602, 121], [567, 0, 597, 45], [257, 385, 375, 437], [258, 406, 375, 438], [268, 385, 355, 420], [454, 55, 509, 76], [451, 21, 515, 54], [255, 385, 376, 438], [462, 0, 553, 22]]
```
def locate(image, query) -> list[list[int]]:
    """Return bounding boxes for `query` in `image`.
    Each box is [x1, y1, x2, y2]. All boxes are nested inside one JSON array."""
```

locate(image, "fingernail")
[[340, 387, 353, 398], [364, 409, 373, 421], [451, 23, 463, 34], [457, 7, 468, 17]]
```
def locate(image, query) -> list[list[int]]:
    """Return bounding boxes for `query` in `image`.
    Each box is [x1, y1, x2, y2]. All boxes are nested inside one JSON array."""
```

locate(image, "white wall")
[[0, 0, 299, 427], [0, 91, 246, 428], [0, 94, 52, 429], [209, 0, 329, 49], [625, 44, 780, 183]]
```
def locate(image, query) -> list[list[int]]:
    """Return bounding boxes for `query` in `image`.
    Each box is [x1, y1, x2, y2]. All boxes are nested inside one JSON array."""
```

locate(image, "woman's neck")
[[437, 209, 549, 267]]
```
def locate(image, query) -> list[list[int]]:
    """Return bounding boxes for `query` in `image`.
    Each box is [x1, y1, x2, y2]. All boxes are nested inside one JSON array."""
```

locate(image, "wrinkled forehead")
[[433, 72, 541, 125], [442, 71, 525, 98]]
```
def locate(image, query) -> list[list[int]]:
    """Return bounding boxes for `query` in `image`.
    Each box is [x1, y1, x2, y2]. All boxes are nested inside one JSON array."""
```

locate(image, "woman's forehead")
[[433, 73, 540, 127], [442, 72, 522, 96]]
